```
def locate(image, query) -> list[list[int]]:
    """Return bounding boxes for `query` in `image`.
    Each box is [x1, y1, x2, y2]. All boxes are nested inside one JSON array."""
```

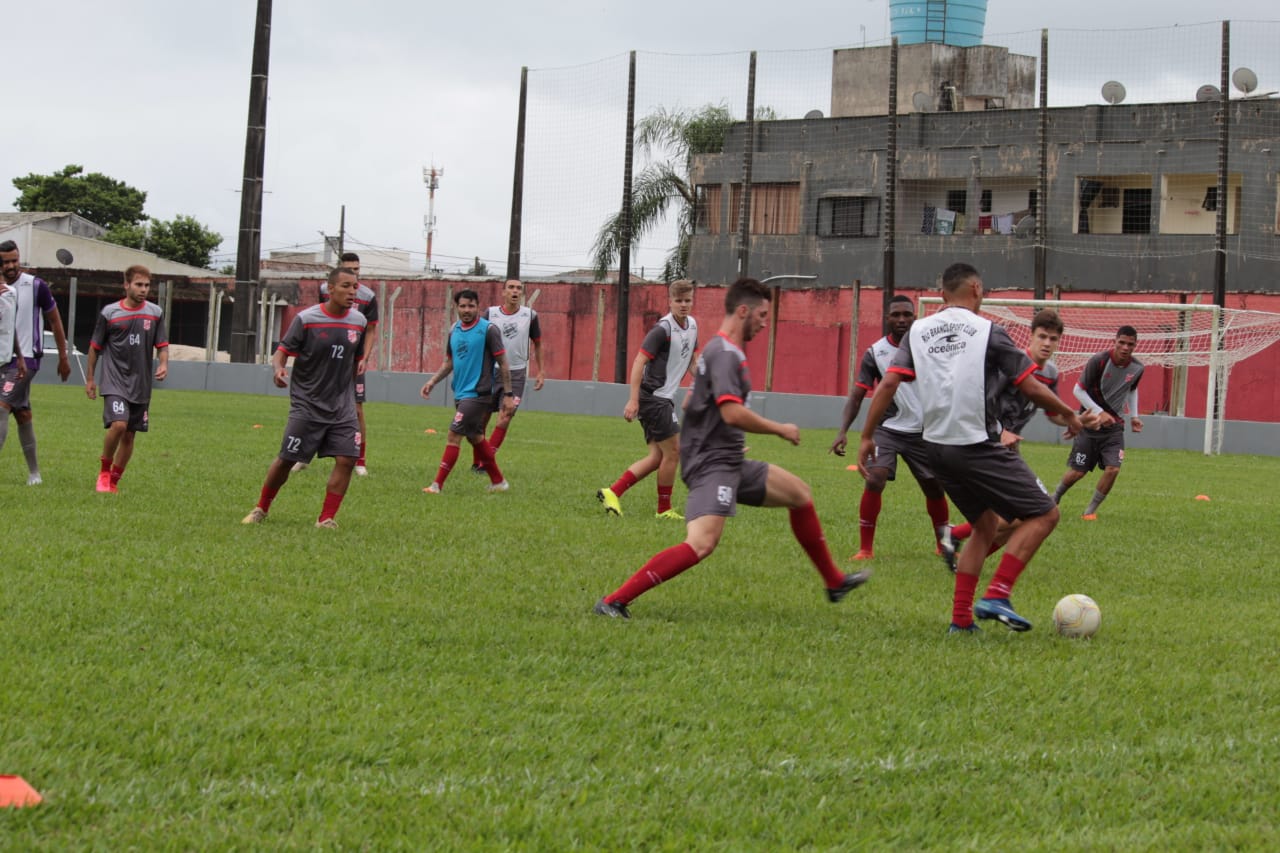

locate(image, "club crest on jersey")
[[2, 382, 12, 394], [348, 330, 359, 344], [143, 319, 152, 330]]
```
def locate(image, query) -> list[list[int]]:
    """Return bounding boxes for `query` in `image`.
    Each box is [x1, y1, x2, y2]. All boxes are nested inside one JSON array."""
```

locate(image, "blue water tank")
[[889, 0, 987, 47]]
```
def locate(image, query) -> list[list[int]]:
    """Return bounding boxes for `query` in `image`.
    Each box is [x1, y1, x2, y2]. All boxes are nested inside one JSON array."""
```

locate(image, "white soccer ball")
[[1053, 594, 1101, 638]]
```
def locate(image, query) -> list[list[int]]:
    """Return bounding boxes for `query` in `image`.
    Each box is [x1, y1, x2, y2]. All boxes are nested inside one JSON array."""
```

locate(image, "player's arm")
[[496, 352, 516, 415], [623, 350, 650, 422], [45, 302, 71, 379], [420, 355, 453, 399], [1127, 388, 1143, 432], [857, 372, 903, 474], [830, 385, 869, 455], [270, 345, 290, 388], [1019, 374, 1082, 436], [718, 400, 800, 446], [531, 337, 545, 390], [84, 347, 99, 398], [154, 342, 169, 381]]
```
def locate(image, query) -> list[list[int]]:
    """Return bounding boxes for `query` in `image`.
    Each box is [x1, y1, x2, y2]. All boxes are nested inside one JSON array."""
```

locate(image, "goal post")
[[918, 297, 1280, 455]]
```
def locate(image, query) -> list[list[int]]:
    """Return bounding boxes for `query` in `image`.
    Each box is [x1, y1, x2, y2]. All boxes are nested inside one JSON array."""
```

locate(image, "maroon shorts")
[[1066, 427, 1125, 472], [102, 396, 149, 432], [279, 414, 360, 462]]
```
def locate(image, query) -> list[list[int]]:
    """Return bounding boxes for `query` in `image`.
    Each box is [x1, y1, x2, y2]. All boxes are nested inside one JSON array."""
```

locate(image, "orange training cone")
[[1195, 494, 1211, 501], [0, 775, 42, 808]]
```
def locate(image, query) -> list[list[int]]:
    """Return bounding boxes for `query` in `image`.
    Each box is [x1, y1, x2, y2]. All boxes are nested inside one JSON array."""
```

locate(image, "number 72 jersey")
[[277, 304, 368, 421]]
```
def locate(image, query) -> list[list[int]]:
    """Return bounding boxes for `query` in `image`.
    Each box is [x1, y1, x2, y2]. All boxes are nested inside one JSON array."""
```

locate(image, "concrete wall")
[[40, 361, 1278, 457]]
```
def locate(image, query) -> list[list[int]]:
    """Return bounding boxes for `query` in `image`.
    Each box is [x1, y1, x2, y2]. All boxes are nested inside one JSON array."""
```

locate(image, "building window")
[[729, 182, 800, 235], [1122, 188, 1152, 234], [1028, 189, 1038, 217], [980, 190, 992, 213], [946, 190, 967, 213], [817, 197, 880, 237], [694, 184, 723, 235]]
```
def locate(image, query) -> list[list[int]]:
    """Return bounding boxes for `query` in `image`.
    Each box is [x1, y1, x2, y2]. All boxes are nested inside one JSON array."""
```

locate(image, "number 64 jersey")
[[90, 299, 169, 405], [277, 303, 368, 421]]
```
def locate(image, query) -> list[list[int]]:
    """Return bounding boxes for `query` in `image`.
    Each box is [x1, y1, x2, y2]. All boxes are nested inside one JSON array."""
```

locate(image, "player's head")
[[123, 265, 152, 306], [326, 266, 358, 309], [502, 279, 524, 307], [454, 289, 480, 325], [886, 294, 915, 339], [0, 240, 19, 284], [668, 279, 694, 321], [1029, 309, 1064, 365], [724, 277, 770, 342], [338, 252, 360, 278], [1113, 325, 1138, 366], [940, 262, 983, 307]]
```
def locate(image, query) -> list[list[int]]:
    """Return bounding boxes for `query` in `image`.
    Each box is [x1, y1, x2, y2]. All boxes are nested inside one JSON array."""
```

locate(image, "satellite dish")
[[803, 109, 825, 120], [1196, 84, 1221, 102], [55, 248, 74, 266], [1014, 215, 1037, 239], [1233, 67, 1258, 95], [912, 91, 933, 112], [1101, 81, 1126, 105]]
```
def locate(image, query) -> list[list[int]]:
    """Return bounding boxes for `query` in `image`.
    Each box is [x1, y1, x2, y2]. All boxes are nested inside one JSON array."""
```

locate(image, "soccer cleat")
[[470, 464, 486, 475], [593, 597, 630, 619], [486, 480, 510, 493], [1081, 513, 1098, 521], [655, 509, 684, 520], [354, 465, 368, 477], [937, 525, 960, 573], [974, 597, 1033, 632], [291, 461, 309, 472], [242, 507, 268, 525], [95, 471, 112, 493], [826, 569, 872, 603], [850, 549, 874, 561], [597, 487, 622, 516], [424, 483, 442, 494], [948, 622, 982, 634], [27, 473, 42, 486], [315, 517, 339, 529]]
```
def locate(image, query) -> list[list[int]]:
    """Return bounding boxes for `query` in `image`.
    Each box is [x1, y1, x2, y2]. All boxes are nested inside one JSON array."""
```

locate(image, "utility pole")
[[423, 165, 443, 272]]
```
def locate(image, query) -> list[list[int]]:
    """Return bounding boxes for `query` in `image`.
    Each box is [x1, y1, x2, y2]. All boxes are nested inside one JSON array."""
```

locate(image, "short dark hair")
[[124, 264, 151, 282], [889, 294, 914, 308], [339, 252, 360, 263], [1031, 308, 1064, 336], [454, 289, 479, 305], [724, 277, 770, 314], [327, 266, 356, 285], [0, 240, 17, 254], [941, 262, 980, 293], [1117, 325, 1138, 339]]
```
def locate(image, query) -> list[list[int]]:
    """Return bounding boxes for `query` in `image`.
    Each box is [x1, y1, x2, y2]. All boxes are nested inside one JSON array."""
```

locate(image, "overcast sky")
[[7, 0, 1278, 276]]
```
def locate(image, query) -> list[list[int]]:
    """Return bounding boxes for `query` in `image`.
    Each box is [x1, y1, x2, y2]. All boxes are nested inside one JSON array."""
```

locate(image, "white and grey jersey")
[[639, 313, 698, 401], [890, 305, 1035, 445], [0, 288, 18, 361], [485, 305, 541, 371], [854, 334, 923, 433], [1077, 349, 1144, 426]]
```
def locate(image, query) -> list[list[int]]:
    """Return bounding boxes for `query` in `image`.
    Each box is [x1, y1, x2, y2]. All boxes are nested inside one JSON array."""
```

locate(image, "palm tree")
[[592, 103, 772, 282]]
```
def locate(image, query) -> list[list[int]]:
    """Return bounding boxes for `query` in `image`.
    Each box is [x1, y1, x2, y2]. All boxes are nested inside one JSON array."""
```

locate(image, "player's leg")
[[595, 513, 726, 617], [654, 433, 681, 517], [1082, 433, 1124, 518], [97, 397, 130, 492], [598, 442, 662, 516], [0, 401, 10, 456], [110, 430, 136, 490], [467, 431, 508, 491], [354, 402, 368, 475], [758, 462, 869, 600], [317, 456, 356, 527], [14, 409, 41, 484], [854, 465, 889, 559], [472, 406, 495, 472], [1053, 433, 1094, 503], [1083, 466, 1120, 517]]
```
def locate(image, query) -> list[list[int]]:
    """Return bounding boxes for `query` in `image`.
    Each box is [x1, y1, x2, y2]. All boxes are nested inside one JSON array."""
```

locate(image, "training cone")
[[846, 464, 859, 472], [425, 428, 437, 434], [0, 775, 42, 808], [1195, 494, 1211, 501]]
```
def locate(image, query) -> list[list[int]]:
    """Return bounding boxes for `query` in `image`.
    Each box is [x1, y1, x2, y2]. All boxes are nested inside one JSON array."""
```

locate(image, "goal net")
[[918, 297, 1280, 454]]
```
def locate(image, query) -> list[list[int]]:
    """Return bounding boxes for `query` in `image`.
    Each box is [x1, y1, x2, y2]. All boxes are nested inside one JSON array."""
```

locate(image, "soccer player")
[[940, 308, 1075, 563], [471, 278, 544, 473], [593, 278, 870, 619], [242, 266, 368, 528], [1051, 326, 1145, 519], [0, 240, 72, 485], [84, 265, 169, 494], [829, 294, 951, 561], [293, 251, 378, 475], [596, 279, 698, 519], [858, 263, 1083, 633], [420, 289, 514, 494]]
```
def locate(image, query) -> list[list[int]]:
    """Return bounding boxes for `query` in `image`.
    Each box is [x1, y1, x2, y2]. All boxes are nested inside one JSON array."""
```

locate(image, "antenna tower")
[[423, 165, 444, 272]]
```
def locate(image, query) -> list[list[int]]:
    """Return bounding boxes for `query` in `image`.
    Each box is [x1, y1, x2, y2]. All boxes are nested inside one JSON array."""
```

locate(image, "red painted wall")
[[280, 280, 1280, 423]]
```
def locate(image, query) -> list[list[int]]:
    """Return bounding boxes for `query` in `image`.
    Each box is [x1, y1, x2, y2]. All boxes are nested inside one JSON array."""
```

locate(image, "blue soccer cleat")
[[974, 597, 1032, 632]]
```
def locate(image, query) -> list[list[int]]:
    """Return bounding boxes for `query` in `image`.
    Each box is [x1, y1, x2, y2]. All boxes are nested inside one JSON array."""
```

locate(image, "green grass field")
[[2, 384, 1278, 849]]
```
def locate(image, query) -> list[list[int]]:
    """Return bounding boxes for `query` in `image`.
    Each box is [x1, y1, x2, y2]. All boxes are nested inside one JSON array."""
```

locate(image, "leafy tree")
[[13, 164, 147, 229], [591, 104, 777, 282], [104, 215, 223, 269]]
